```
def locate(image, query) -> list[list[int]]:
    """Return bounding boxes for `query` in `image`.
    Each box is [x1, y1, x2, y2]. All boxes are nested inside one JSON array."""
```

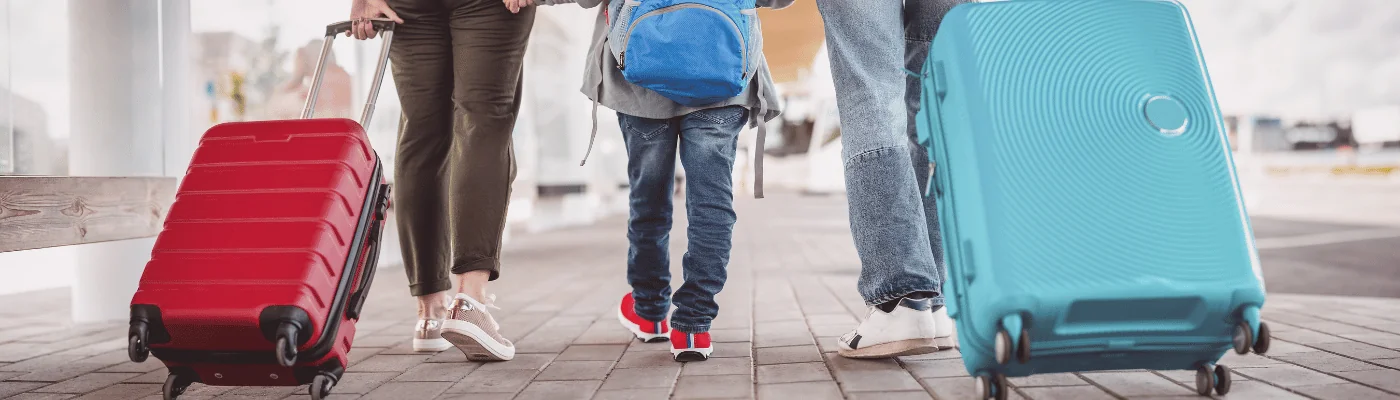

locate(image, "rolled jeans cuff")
[[669, 321, 711, 334], [452, 257, 501, 281], [409, 277, 454, 297], [867, 287, 945, 308]]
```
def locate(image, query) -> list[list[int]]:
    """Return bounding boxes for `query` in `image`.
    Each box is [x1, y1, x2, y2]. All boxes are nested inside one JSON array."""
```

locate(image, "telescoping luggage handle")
[[302, 19, 397, 127]]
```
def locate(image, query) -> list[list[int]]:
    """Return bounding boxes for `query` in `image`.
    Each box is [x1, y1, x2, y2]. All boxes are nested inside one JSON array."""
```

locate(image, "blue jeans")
[[619, 105, 748, 333], [815, 0, 967, 307]]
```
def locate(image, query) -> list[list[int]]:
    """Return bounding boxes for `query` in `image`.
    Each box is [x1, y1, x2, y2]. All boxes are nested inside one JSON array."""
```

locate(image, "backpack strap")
[[752, 93, 766, 199], [581, 97, 599, 166], [580, 12, 611, 167]]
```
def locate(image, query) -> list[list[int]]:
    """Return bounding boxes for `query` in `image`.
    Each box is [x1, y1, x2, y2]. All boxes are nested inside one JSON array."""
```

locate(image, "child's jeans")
[[619, 105, 748, 334]]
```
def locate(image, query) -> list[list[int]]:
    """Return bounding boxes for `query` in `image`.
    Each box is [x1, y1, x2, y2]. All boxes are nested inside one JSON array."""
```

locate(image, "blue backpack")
[[607, 0, 762, 106], [580, 0, 770, 198]]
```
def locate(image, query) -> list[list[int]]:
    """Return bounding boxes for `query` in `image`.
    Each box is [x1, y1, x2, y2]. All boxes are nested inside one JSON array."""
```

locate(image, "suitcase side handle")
[[346, 182, 391, 320], [916, 60, 947, 198], [302, 19, 397, 128]]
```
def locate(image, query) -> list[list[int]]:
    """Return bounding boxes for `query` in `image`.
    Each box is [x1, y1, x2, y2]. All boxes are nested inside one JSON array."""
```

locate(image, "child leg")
[[617, 112, 682, 329], [671, 106, 749, 335]]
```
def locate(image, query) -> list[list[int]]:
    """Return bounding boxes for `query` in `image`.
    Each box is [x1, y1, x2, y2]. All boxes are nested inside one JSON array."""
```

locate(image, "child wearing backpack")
[[516, 0, 790, 361]]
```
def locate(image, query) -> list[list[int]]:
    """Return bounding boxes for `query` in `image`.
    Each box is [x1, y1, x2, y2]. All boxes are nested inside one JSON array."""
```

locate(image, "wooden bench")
[[0, 176, 177, 253]]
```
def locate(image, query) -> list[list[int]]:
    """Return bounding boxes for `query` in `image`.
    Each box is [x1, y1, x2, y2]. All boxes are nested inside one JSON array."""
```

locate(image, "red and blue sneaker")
[[617, 293, 669, 342], [671, 329, 712, 362]]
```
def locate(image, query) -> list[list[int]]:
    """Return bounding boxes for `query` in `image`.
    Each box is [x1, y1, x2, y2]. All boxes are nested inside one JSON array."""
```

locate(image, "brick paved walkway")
[[3, 192, 1400, 399]]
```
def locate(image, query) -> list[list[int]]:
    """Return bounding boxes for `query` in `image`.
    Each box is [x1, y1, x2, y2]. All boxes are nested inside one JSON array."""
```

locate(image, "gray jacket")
[[540, 0, 794, 198]]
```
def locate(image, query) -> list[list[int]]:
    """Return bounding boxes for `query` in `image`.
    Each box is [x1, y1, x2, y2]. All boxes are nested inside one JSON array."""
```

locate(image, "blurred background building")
[[0, 0, 1397, 320]]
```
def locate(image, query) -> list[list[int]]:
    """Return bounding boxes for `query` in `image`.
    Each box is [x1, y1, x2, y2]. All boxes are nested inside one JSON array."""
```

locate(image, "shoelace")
[[479, 293, 503, 332], [483, 293, 501, 311], [448, 294, 503, 312], [418, 294, 505, 332]]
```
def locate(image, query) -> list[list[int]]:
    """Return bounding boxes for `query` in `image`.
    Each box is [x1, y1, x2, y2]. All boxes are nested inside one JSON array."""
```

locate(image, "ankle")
[[459, 290, 488, 305], [455, 270, 492, 304], [876, 291, 937, 313], [417, 291, 452, 320]]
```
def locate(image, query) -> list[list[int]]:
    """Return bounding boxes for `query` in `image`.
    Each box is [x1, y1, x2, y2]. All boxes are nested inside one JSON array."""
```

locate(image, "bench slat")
[[0, 176, 177, 252]]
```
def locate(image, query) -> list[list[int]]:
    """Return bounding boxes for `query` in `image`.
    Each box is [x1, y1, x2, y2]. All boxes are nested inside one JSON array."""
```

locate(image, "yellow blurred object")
[[1332, 166, 1395, 176], [1266, 165, 1397, 176], [229, 72, 246, 120]]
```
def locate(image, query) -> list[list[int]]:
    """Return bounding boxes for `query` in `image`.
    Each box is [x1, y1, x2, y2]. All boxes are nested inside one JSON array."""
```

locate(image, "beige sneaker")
[[441, 293, 515, 361], [413, 319, 452, 352]]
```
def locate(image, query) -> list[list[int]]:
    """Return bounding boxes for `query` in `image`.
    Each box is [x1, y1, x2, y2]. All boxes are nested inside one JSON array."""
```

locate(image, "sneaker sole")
[[441, 319, 515, 362], [838, 337, 940, 359], [671, 347, 713, 362], [616, 305, 668, 343], [412, 337, 452, 352], [935, 335, 957, 350]]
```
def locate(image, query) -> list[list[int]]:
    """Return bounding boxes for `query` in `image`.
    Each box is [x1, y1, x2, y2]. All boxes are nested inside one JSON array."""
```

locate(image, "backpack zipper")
[[617, 3, 747, 75]]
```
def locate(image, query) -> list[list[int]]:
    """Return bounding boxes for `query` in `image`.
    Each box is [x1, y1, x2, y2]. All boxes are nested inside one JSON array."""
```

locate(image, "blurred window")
[[1, 1, 14, 174], [2, 1, 68, 176]]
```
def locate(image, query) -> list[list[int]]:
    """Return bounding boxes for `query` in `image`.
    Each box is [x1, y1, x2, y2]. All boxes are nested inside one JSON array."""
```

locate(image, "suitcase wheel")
[[1016, 329, 1031, 364], [128, 335, 149, 363], [1215, 365, 1234, 395], [975, 374, 1009, 400], [310, 374, 336, 400], [1253, 323, 1272, 355], [994, 326, 1031, 365], [163, 372, 196, 400], [1194, 365, 1213, 395], [1195, 364, 1232, 396], [127, 322, 150, 363], [1231, 322, 1253, 355], [1233, 321, 1272, 356], [994, 330, 1012, 364], [275, 322, 301, 367]]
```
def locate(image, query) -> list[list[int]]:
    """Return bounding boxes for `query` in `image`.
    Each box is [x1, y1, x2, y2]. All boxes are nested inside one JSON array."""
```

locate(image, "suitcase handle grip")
[[301, 19, 396, 128], [325, 19, 396, 37]]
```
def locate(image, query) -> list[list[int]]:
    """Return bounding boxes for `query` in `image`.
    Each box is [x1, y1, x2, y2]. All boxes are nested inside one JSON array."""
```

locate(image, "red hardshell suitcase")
[[127, 20, 396, 400]]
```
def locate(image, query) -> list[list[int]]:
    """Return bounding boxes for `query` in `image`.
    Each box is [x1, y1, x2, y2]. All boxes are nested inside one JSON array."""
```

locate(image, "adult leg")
[[388, 0, 454, 302], [618, 113, 681, 327], [671, 106, 746, 335], [814, 0, 941, 307], [386, 0, 454, 352], [444, 0, 535, 301], [817, 0, 942, 359], [436, 0, 535, 362]]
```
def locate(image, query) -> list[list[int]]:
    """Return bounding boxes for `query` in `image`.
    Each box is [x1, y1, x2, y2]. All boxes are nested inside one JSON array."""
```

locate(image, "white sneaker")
[[933, 307, 957, 350], [838, 296, 940, 358], [412, 319, 452, 352], [441, 293, 515, 361]]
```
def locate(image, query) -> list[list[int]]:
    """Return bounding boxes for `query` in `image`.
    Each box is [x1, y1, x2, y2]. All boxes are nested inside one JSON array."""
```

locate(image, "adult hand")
[[349, 0, 404, 40], [504, 0, 535, 14]]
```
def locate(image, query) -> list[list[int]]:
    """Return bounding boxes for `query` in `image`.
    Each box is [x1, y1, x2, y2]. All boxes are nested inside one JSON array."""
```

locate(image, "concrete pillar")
[[161, 0, 194, 176], [68, 0, 170, 322]]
